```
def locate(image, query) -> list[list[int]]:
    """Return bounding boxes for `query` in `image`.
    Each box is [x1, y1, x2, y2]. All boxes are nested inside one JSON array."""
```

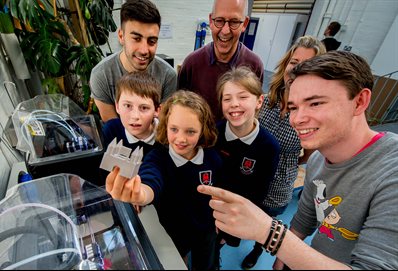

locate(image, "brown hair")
[[268, 35, 326, 112], [216, 66, 263, 115], [156, 90, 217, 148], [290, 51, 374, 99], [115, 71, 161, 109]]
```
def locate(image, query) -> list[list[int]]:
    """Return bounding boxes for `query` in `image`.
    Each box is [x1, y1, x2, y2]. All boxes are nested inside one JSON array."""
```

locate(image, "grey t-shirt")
[[290, 132, 398, 269], [90, 51, 177, 104]]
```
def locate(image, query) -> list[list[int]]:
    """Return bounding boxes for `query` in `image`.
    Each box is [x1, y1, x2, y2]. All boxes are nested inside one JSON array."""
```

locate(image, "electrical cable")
[[2, 248, 81, 270], [0, 202, 83, 269], [20, 110, 79, 147], [0, 202, 82, 258]]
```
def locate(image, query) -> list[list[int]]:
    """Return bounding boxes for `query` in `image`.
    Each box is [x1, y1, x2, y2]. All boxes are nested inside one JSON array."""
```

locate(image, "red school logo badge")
[[240, 157, 256, 175], [199, 170, 212, 185]]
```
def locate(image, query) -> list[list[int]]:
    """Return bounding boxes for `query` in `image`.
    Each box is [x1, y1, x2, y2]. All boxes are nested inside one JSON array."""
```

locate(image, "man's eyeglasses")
[[212, 17, 244, 30]]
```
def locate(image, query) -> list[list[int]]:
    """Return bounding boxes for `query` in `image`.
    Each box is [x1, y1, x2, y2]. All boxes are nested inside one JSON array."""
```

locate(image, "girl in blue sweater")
[[215, 66, 280, 248], [106, 90, 222, 270]]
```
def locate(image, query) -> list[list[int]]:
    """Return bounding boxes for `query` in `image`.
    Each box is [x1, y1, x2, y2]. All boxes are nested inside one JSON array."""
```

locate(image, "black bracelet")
[[262, 219, 277, 251], [271, 224, 288, 256], [267, 222, 283, 253]]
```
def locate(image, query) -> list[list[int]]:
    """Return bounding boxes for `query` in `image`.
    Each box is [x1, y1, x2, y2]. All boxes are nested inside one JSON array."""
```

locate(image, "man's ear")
[[241, 16, 250, 32], [354, 88, 372, 116], [118, 27, 124, 46]]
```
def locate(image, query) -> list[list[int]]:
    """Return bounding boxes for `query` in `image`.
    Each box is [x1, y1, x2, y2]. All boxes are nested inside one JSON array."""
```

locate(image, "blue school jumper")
[[216, 120, 280, 246], [139, 145, 223, 270]]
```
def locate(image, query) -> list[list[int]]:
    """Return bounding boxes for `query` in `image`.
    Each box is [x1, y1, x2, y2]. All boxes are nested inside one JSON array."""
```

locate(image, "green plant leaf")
[[82, 83, 92, 108], [20, 28, 68, 77], [37, 39, 68, 76], [42, 77, 62, 94], [67, 44, 102, 82], [9, 0, 57, 29], [85, 6, 91, 19], [0, 11, 14, 33], [86, 0, 117, 43]]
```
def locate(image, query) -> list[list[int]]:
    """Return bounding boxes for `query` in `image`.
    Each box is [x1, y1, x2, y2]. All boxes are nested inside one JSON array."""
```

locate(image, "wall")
[[371, 14, 398, 78], [155, 0, 214, 67], [252, 13, 309, 72], [306, 0, 398, 76]]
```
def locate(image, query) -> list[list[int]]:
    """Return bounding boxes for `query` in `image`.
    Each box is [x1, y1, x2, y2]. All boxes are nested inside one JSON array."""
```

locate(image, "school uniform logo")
[[240, 157, 256, 175], [199, 170, 212, 185]]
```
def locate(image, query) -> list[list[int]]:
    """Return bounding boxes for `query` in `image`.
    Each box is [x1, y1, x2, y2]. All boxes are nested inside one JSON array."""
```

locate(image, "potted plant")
[[1, 0, 116, 112]]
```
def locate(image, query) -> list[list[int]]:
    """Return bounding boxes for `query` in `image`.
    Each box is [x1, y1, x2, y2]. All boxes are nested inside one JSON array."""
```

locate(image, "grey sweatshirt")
[[290, 132, 398, 270]]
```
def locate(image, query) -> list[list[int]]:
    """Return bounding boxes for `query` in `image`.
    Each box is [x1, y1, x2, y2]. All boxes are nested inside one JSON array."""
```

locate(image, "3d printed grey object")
[[100, 138, 144, 179]]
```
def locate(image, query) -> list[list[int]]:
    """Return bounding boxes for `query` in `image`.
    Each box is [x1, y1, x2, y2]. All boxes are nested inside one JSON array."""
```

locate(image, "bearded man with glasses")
[[178, 0, 264, 122]]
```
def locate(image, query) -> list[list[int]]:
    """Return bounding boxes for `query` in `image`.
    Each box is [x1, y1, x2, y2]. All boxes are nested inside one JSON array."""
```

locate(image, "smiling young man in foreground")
[[198, 51, 398, 270]]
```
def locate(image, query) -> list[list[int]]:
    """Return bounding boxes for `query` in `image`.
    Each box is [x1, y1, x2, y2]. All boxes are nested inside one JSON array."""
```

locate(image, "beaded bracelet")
[[270, 224, 288, 256]]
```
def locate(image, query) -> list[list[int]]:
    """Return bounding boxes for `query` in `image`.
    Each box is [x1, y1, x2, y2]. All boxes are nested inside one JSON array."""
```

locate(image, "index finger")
[[197, 185, 241, 203]]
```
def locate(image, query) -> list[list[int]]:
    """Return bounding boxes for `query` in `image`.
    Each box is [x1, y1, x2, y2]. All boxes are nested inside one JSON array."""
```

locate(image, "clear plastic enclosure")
[[11, 94, 103, 165], [0, 174, 160, 270]]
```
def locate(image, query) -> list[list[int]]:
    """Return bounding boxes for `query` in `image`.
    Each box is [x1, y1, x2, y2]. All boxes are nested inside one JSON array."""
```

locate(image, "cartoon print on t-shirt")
[[313, 180, 359, 241]]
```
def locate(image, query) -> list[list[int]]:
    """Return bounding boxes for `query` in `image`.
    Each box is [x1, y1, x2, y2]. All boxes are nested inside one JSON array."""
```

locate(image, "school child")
[[101, 71, 162, 155], [106, 90, 222, 270], [215, 66, 280, 247], [100, 72, 162, 206]]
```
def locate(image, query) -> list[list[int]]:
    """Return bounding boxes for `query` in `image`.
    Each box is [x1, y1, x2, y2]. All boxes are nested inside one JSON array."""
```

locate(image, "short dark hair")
[[328, 21, 341, 36], [120, 0, 161, 28], [290, 51, 374, 100]]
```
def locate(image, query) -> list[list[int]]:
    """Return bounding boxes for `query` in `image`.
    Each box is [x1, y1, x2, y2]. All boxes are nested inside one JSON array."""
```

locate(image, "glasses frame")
[[211, 17, 244, 30]]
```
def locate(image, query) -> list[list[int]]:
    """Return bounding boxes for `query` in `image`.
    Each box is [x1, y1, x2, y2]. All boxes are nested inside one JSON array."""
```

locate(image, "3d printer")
[[0, 173, 163, 270], [10, 94, 105, 186]]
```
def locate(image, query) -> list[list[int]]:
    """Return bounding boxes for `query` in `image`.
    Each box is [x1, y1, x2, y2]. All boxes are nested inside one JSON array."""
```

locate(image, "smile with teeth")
[[218, 36, 231, 42], [230, 112, 243, 117], [297, 128, 318, 135], [136, 56, 148, 61]]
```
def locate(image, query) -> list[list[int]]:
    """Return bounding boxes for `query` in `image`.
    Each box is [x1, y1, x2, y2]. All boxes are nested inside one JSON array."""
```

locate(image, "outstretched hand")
[[106, 167, 147, 205], [197, 185, 271, 244]]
